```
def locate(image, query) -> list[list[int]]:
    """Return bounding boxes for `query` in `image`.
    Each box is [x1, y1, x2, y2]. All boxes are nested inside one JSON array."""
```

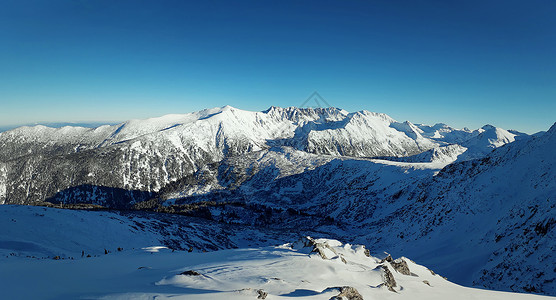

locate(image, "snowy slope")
[[356, 122, 556, 295], [0, 204, 312, 259], [0, 209, 551, 300], [377, 144, 468, 164], [155, 123, 556, 295], [162, 148, 443, 221]]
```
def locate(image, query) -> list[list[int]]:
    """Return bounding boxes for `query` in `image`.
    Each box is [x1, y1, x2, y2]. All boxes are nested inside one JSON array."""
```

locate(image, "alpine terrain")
[[1, 106, 554, 298]]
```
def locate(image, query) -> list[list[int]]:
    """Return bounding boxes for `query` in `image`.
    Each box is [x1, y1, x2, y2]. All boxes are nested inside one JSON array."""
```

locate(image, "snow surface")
[[0, 206, 551, 300]]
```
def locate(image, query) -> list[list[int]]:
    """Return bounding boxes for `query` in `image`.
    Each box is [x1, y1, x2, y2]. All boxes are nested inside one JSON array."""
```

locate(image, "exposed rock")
[[363, 247, 371, 257], [327, 286, 364, 300], [380, 265, 397, 292], [292, 236, 317, 249], [293, 236, 339, 260], [237, 288, 268, 299], [381, 255, 412, 276], [180, 270, 202, 276], [391, 258, 411, 275], [381, 254, 393, 263], [427, 268, 448, 280], [423, 280, 431, 286], [313, 242, 334, 259], [256, 289, 267, 299]]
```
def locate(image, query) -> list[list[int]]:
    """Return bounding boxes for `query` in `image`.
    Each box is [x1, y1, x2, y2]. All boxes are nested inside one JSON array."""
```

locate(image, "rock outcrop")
[[381, 255, 412, 276], [327, 286, 364, 300], [380, 265, 397, 292], [293, 236, 346, 263]]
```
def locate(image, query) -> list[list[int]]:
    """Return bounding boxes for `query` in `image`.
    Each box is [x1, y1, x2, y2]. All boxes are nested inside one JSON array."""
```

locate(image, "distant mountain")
[[0, 122, 118, 133], [0, 106, 517, 207]]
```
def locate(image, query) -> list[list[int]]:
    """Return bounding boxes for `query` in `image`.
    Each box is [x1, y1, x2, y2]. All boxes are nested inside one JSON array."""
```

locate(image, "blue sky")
[[1, 0, 554, 133]]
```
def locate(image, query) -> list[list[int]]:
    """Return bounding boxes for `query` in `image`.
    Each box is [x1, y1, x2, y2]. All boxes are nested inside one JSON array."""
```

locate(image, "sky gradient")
[[1, 0, 555, 133]]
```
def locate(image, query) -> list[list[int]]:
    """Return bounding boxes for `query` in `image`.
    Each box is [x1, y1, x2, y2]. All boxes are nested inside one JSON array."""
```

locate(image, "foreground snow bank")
[[1, 236, 551, 299]]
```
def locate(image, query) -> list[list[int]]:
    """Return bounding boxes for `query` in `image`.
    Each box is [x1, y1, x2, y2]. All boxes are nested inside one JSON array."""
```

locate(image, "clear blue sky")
[[1, 0, 554, 133]]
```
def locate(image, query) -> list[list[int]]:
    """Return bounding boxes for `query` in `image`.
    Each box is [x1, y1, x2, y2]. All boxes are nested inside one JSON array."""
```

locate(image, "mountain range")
[[0, 106, 554, 296]]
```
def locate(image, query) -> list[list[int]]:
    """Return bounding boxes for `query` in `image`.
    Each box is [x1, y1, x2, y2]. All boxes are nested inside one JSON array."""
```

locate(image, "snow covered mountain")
[[0, 106, 517, 207], [1, 106, 553, 296]]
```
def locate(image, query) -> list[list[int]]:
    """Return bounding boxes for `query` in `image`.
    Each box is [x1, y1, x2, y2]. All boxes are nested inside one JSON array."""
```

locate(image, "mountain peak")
[[481, 124, 497, 131], [220, 105, 236, 111]]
